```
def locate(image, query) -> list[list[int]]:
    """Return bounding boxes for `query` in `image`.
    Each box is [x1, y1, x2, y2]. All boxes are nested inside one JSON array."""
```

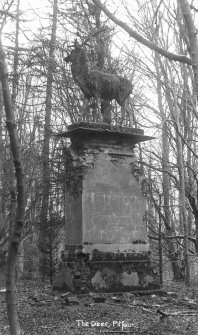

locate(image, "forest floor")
[[1, 279, 198, 334]]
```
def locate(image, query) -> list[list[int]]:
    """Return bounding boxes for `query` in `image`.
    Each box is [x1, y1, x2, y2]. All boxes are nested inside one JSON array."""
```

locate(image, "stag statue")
[[64, 40, 132, 124]]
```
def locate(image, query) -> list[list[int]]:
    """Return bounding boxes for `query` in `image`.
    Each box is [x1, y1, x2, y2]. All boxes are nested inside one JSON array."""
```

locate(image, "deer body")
[[64, 41, 132, 122]]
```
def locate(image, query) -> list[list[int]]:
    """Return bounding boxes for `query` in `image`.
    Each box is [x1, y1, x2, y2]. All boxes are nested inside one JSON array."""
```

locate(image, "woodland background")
[[1, 0, 198, 294]]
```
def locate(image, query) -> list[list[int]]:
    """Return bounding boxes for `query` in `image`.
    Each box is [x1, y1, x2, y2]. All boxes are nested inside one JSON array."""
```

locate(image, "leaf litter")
[[1, 280, 198, 334]]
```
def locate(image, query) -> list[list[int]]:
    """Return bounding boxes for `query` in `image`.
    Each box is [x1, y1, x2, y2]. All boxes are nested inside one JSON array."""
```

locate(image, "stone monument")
[[57, 122, 159, 293]]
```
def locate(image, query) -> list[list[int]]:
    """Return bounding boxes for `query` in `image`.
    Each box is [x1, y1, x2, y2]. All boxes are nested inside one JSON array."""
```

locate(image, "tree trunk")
[[170, 74, 190, 284], [0, 83, 5, 225], [12, 0, 20, 107], [0, 37, 25, 335], [39, 0, 57, 278], [95, 6, 111, 124], [179, 0, 198, 100], [187, 195, 198, 253], [158, 196, 163, 285], [154, 55, 183, 280], [177, 127, 190, 285], [178, 0, 198, 278]]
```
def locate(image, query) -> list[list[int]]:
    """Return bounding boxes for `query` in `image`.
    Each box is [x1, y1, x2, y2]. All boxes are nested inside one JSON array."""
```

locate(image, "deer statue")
[[64, 40, 133, 124]]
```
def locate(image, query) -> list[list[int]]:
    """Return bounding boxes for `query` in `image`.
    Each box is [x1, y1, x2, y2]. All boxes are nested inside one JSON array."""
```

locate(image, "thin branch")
[[91, 0, 192, 65], [190, 4, 198, 13], [148, 234, 196, 244]]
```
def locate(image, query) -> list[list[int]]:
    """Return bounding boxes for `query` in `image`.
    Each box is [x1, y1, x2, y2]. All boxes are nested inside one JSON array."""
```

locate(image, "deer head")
[[64, 40, 82, 63], [64, 30, 105, 63]]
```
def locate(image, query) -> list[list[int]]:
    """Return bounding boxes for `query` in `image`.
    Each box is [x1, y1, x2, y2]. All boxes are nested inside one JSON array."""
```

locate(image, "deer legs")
[[83, 97, 103, 122], [101, 100, 111, 124], [96, 97, 103, 122], [120, 99, 133, 127]]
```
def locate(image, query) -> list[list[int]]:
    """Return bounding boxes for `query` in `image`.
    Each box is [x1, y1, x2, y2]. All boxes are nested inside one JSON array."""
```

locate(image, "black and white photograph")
[[0, 0, 198, 334]]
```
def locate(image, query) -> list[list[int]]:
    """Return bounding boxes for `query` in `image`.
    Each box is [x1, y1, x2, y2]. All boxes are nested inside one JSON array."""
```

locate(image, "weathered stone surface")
[[53, 265, 74, 292], [58, 123, 159, 292]]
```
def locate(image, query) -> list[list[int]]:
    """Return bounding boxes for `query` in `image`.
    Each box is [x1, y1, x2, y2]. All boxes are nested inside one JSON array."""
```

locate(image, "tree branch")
[[190, 5, 198, 13], [148, 234, 196, 244], [91, 0, 192, 65]]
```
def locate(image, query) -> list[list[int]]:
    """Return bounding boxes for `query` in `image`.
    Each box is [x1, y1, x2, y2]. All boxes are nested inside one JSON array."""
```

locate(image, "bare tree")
[[0, 36, 25, 335], [39, 0, 58, 278]]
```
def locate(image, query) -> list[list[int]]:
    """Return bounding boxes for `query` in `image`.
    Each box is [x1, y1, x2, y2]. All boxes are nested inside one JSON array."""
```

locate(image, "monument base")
[[60, 245, 159, 293]]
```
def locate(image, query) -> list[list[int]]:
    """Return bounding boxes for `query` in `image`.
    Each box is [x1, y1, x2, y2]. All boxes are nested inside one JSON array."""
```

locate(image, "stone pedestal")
[[59, 122, 159, 292]]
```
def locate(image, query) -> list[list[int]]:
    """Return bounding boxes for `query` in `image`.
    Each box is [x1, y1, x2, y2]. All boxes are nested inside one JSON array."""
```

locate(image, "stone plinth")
[[58, 122, 158, 292]]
